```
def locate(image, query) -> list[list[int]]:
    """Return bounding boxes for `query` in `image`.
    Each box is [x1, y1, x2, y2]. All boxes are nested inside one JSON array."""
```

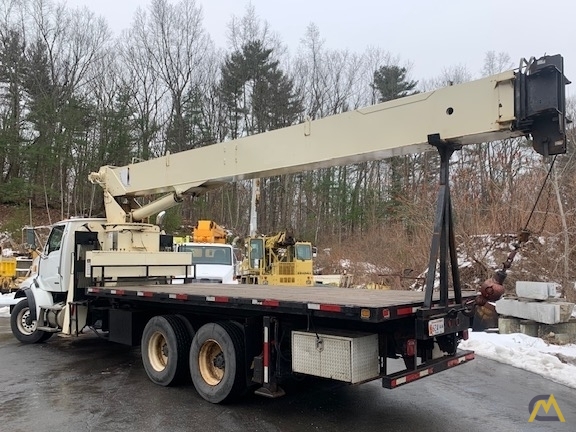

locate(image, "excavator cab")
[[295, 243, 313, 261], [248, 238, 264, 271]]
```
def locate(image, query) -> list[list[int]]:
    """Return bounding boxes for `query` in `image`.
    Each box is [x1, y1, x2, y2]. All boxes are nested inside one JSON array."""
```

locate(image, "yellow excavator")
[[239, 231, 314, 286]]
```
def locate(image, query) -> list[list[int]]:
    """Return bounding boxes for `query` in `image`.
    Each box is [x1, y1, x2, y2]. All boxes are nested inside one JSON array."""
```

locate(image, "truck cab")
[[175, 242, 238, 284]]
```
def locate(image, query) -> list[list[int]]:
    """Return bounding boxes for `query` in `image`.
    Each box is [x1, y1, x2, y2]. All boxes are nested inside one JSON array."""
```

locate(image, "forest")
[[1, 0, 575, 293]]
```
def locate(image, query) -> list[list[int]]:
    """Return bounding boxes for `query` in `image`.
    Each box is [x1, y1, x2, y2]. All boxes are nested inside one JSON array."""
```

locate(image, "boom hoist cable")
[[465, 156, 558, 316]]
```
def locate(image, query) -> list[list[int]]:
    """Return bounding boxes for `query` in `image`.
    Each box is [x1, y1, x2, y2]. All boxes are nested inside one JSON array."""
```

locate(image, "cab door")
[[37, 224, 65, 292]]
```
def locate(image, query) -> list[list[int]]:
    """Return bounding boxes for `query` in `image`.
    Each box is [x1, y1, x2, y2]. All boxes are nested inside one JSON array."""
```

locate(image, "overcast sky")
[[64, 0, 575, 96]]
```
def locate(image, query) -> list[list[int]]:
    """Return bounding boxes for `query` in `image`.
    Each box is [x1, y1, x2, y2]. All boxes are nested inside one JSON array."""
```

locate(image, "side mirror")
[[23, 226, 36, 249]]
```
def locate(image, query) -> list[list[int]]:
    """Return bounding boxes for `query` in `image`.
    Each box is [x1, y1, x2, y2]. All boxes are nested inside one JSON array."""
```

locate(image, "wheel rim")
[[148, 331, 169, 372], [198, 339, 225, 386], [17, 306, 36, 335]]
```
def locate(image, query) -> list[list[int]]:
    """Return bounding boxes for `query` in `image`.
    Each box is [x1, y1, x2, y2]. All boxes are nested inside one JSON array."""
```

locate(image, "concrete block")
[[554, 334, 574, 344], [498, 316, 521, 334], [538, 319, 576, 338], [515, 281, 559, 300], [495, 298, 575, 324], [519, 320, 539, 337]]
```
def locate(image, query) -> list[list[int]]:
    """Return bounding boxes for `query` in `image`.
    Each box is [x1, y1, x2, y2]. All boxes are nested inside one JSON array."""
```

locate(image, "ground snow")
[[0, 292, 18, 318], [460, 330, 576, 389]]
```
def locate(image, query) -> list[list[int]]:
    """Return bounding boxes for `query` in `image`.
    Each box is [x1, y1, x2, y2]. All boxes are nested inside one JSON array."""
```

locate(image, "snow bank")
[[0, 292, 19, 318], [460, 331, 576, 389]]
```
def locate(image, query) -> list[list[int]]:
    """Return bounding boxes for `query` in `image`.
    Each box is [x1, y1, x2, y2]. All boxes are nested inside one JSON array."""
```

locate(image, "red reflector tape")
[[382, 309, 390, 319], [397, 307, 415, 316], [137, 291, 154, 297], [263, 299, 279, 307], [206, 296, 229, 303], [448, 354, 474, 367], [110, 289, 125, 295], [169, 293, 188, 300], [391, 368, 433, 387], [319, 304, 342, 313], [308, 303, 342, 313], [407, 369, 431, 383], [88, 288, 100, 293]]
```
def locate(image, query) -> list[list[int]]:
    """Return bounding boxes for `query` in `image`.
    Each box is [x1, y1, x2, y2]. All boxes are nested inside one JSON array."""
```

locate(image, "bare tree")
[[226, 3, 286, 59], [21, 0, 110, 217], [121, 22, 165, 160], [130, 0, 211, 153]]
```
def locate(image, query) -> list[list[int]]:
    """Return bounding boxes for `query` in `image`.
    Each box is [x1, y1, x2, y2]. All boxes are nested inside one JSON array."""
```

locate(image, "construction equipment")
[[192, 220, 227, 244], [240, 231, 314, 286], [9, 55, 568, 404], [1, 228, 41, 292], [173, 220, 237, 284], [0, 254, 17, 293]]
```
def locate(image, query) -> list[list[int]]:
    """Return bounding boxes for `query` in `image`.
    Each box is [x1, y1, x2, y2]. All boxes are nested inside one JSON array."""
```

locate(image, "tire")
[[174, 314, 196, 340], [10, 298, 53, 344], [189, 321, 246, 404], [141, 315, 193, 386]]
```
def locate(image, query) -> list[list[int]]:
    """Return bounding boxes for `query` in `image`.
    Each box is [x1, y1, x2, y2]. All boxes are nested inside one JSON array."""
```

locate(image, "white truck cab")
[[175, 242, 238, 284]]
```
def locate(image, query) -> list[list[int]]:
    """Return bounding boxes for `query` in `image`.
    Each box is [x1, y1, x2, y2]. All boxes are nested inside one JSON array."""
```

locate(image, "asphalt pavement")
[[0, 316, 574, 432]]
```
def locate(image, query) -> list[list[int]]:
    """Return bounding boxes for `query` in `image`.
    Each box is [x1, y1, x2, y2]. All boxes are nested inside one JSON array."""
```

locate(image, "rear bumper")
[[382, 350, 475, 388]]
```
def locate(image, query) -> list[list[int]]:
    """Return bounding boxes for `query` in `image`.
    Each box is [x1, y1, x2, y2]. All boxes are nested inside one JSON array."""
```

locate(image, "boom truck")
[[10, 55, 568, 404]]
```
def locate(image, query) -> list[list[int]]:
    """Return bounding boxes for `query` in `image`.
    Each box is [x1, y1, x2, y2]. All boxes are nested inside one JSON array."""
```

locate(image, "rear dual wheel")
[[142, 316, 247, 403], [141, 315, 193, 386], [190, 322, 246, 404]]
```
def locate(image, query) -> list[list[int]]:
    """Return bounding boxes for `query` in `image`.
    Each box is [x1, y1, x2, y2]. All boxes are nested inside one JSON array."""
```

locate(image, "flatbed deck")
[[87, 284, 475, 323]]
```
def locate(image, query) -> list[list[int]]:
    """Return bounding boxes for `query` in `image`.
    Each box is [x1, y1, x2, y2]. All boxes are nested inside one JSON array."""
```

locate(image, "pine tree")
[[372, 65, 417, 103], [0, 29, 27, 202], [371, 65, 418, 222], [219, 40, 302, 232]]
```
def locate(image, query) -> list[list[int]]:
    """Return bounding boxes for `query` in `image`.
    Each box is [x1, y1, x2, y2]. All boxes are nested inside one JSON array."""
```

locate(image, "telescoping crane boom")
[[89, 55, 567, 227]]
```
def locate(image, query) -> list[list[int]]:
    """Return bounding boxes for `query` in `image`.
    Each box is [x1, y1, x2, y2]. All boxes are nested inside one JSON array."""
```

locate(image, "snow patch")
[[0, 292, 19, 318], [460, 330, 576, 389]]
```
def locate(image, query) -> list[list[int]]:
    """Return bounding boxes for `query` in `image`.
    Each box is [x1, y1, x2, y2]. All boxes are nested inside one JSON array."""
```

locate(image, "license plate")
[[428, 318, 445, 336]]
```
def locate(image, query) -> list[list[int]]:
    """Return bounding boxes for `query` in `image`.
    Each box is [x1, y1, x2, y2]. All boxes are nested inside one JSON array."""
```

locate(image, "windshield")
[[178, 245, 232, 265], [46, 225, 65, 254], [295, 244, 312, 260]]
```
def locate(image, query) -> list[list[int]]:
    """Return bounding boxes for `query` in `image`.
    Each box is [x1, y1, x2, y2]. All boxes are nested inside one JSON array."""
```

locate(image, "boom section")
[[89, 55, 567, 213]]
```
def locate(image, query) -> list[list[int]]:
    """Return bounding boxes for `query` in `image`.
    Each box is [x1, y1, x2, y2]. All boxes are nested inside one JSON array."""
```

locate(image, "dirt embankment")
[[0, 204, 61, 250]]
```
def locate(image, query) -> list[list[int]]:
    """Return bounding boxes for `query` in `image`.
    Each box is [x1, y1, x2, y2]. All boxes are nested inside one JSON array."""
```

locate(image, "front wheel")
[[10, 298, 53, 343]]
